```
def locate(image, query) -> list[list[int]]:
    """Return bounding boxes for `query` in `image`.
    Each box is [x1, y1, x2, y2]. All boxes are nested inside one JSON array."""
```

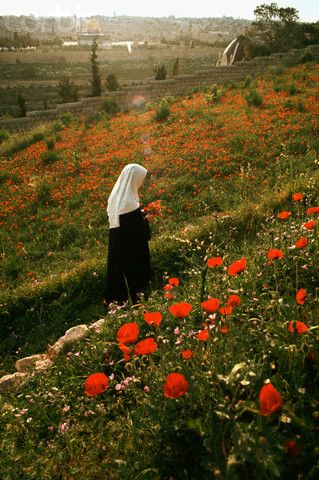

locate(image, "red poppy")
[[267, 248, 284, 260], [303, 220, 315, 230], [207, 256, 223, 268], [168, 277, 180, 287], [169, 302, 193, 318], [84, 373, 109, 397], [165, 291, 174, 300], [259, 383, 283, 415], [117, 322, 139, 345], [288, 321, 308, 334], [118, 342, 131, 361], [228, 257, 246, 276], [220, 326, 228, 334], [181, 349, 193, 360], [227, 294, 241, 308], [143, 311, 162, 326], [285, 440, 302, 456], [277, 211, 291, 219], [296, 288, 307, 305], [219, 305, 233, 316], [292, 192, 303, 202], [197, 329, 209, 341], [164, 284, 172, 291], [295, 236, 307, 249], [201, 297, 220, 313], [134, 337, 158, 355], [163, 373, 189, 398], [307, 206, 319, 215]]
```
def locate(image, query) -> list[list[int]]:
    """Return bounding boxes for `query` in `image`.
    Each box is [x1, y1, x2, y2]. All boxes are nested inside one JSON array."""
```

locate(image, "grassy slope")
[[0, 62, 319, 479]]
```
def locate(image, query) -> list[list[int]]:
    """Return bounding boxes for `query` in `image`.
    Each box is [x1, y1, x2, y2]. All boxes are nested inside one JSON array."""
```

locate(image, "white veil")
[[107, 163, 148, 228]]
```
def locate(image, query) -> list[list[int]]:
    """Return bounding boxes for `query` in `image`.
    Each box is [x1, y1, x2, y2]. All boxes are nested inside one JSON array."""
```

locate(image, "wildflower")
[[219, 305, 233, 316], [259, 383, 283, 415], [165, 292, 174, 300], [163, 373, 189, 398], [144, 386, 150, 393], [134, 338, 158, 355], [292, 192, 303, 202], [307, 206, 319, 215], [168, 277, 179, 287], [118, 342, 131, 361], [295, 236, 307, 249], [267, 248, 284, 260], [227, 294, 241, 308], [143, 311, 162, 326], [169, 302, 193, 318], [117, 322, 139, 345], [303, 220, 315, 230], [201, 297, 220, 313], [181, 349, 193, 360], [197, 329, 209, 341], [84, 373, 109, 397], [288, 321, 308, 334], [207, 256, 223, 268], [277, 211, 291, 219], [220, 326, 228, 334], [285, 440, 302, 456], [228, 257, 246, 276], [296, 288, 307, 305]]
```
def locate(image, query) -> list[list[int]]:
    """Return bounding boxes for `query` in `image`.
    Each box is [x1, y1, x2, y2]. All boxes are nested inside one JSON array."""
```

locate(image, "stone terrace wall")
[[1, 44, 318, 134]]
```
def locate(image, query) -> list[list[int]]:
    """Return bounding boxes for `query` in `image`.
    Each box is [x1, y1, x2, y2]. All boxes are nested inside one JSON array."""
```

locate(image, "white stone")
[[89, 318, 106, 333], [0, 372, 28, 394], [35, 358, 53, 371], [15, 354, 47, 373], [48, 324, 89, 357]]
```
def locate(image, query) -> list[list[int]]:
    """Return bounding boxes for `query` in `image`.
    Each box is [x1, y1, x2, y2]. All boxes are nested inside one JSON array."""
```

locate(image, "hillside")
[[0, 61, 319, 479]]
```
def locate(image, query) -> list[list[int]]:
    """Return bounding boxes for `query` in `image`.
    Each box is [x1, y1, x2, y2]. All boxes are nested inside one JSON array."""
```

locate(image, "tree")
[[172, 57, 180, 76], [154, 64, 167, 80], [90, 38, 102, 97], [17, 92, 27, 117], [106, 73, 119, 91], [57, 76, 79, 103]]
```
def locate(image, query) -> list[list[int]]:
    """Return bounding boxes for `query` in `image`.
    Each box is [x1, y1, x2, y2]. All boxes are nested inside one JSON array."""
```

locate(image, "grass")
[[0, 62, 319, 479]]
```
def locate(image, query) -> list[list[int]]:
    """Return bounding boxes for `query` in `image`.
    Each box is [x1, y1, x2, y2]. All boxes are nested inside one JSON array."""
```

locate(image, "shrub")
[[106, 73, 120, 91], [299, 48, 313, 64], [152, 100, 170, 122], [35, 182, 52, 205], [244, 88, 263, 107], [45, 138, 55, 151], [17, 92, 27, 117], [41, 150, 59, 164], [154, 64, 167, 80], [101, 97, 119, 117], [206, 83, 225, 103], [57, 76, 79, 103], [0, 129, 10, 144]]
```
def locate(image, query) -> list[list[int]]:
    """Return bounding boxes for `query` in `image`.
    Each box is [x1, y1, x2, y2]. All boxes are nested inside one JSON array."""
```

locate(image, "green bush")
[[45, 138, 55, 151], [154, 64, 167, 80], [299, 48, 313, 64], [101, 97, 119, 117], [245, 88, 263, 107], [152, 101, 170, 122], [0, 129, 10, 144], [106, 73, 120, 91], [41, 150, 59, 164]]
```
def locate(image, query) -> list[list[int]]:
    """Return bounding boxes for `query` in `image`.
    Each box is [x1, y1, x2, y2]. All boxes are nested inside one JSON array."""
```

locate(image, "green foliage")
[[154, 63, 167, 80], [172, 57, 180, 76], [0, 129, 10, 144], [205, 83, 225, 103], [101, 97, 119, 116], [41, 150, 59, 164], [105, 73, 120, 91], [299, 48, 314, 64], [57, 76, 79, 103], [244, 87, 263, 107], [90, 39, 102, 97], [152, 99, 170, 122], [45, 138, 55, 151], [17, 92, 27, 117]]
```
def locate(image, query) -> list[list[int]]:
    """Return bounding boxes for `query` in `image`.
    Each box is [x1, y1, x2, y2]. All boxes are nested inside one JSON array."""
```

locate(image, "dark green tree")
[[154, 64, 167, 80], [17, 92, 27, 117], [90, 38, 102, 96], [172, 57, 180, 76], [57, 76, 79, 103], [106, 73, 119, 91]]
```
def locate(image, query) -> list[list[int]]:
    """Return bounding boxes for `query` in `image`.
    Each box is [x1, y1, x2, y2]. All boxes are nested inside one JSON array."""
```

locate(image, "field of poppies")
[[1, 61, 319, 479]]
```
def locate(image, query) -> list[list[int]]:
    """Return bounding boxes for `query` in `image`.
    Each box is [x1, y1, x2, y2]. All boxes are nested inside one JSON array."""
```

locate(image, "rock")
[[15, 354, 48, 373], [89, 318, 106, 333], [48, 324, 89, 358], [35, 358, 53, 371], [0, 372, 28, 394]]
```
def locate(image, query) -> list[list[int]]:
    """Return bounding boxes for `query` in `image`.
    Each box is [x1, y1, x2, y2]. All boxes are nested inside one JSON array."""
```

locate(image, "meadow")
[[0, 61, 319, 479]]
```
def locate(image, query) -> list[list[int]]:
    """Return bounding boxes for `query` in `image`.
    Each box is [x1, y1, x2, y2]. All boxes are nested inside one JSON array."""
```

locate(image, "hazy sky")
[[0, 1, 318, 22]]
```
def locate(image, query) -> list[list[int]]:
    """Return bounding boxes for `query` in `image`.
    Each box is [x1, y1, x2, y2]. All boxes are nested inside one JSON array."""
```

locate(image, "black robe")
[[105, 207, 151, 305]]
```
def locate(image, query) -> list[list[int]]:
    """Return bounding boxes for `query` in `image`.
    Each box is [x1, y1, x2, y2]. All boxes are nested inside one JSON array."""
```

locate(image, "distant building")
[[78, 18, 111, 48]]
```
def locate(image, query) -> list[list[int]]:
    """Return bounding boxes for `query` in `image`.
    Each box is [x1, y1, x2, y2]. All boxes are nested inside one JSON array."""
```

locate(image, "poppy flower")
[[164, 284, 172, 291], [201, 297, 220, 313], [84, 373, 109, 397], [169, 302, 193, 318], [163, 373, 189, 398], [277, 211, 291, 219], [220, 326, 228, 334], [285, 440, 302, 456], [117, 322, 139, 345], [296, 288, 307, 305], [219, 305, 233, 316], [118, 343, 131, 361], [197, 329, 209, 341], [134, 338, 158, 355], [207, 256, 223, 268], [168, 277, 179, 287], [181, 349, 193, 360], [228, 257, 247, 276], [292, 192, 303, 202], [267, 248, 284, 260], [143, 311, 162, 326], [307, 206, 319, 215], [303, 220, 315, 230], [295, 236, 307, 248], [227, 294, 241, 308], [165, 292, 174, 300], [288, 321, 308, 334], [259, 383, 283, 415]]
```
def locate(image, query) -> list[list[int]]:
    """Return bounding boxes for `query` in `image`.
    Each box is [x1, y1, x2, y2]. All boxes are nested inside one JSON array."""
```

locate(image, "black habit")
[[105, 207, 151, 305]]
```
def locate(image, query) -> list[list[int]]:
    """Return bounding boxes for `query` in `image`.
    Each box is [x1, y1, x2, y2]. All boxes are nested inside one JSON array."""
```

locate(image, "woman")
[[104, 163, 152, 307]]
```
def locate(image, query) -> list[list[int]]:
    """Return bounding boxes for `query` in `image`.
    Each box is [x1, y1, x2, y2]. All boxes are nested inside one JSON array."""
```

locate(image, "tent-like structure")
[[217, 35, 252, 66]]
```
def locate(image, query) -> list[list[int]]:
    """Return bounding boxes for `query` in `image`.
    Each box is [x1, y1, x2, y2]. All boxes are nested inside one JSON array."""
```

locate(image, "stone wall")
[[1, 44, 318, 133]]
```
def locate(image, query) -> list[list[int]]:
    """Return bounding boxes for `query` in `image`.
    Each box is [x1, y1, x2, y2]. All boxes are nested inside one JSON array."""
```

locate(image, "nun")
[[104, 163, 152, 307]]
